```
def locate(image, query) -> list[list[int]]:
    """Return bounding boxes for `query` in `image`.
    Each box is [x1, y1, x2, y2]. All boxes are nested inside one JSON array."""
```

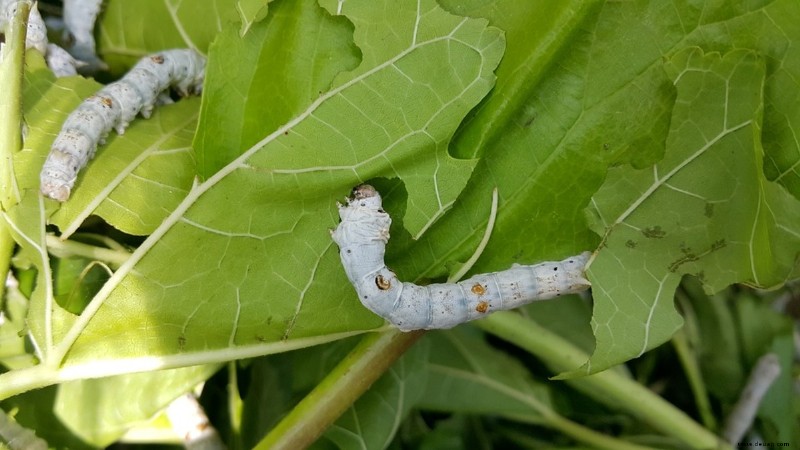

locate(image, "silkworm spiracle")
[[331, 185, 592, 331], [40, 49, 206, 202]]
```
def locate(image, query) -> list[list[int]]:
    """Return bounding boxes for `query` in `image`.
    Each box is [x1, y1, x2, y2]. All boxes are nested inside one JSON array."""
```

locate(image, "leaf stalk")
[[476, 312, 730, 450], [254, 329, 424, 450], [0, 1, 32, 302]]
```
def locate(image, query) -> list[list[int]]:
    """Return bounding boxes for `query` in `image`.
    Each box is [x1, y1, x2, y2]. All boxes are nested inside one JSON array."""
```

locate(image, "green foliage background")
[[0, 0, 797, 448]]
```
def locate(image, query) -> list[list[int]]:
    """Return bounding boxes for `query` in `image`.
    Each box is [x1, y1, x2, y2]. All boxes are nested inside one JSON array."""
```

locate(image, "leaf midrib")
[[49, 16, 478, 366]]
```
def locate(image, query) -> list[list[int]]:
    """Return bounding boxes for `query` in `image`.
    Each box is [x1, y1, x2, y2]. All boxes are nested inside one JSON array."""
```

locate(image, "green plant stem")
[[254, 329, 425, 450], [672, 327, 718, 431], [495, 385, 653, 450], [0, 226, 14, 300], [476, 311, 729, 450], [44, 235, 131, 268], [227, 362, 243, 445], [0, 1, 31, 302], [0, 365, 61, 400], [0, 0, 29, 208], [544, 413, 652, 450]]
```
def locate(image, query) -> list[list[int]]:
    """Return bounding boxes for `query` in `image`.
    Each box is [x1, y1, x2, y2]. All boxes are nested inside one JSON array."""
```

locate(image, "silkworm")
[[1, 1, 87, 77], [0, 0, 48, 54], [0, 408, 48, 450], [62, 0, 104, 70], [331, 185, 592, 331], [46, 43, 83, 77], [40, 48, 206, 202]]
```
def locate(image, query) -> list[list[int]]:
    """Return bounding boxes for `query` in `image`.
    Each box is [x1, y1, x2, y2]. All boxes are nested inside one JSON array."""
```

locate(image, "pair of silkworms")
[[38, 45, 590, 330], [331, 185, 592, 331], [39, 48, 205, 202], [1, 0, 96, 76]]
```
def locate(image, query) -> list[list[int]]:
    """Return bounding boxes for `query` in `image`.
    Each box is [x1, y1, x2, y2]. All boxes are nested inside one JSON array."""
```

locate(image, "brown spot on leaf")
[[670, 239, 727, 273], [642, 226, 666, 238], [669, 254, 697, 272]]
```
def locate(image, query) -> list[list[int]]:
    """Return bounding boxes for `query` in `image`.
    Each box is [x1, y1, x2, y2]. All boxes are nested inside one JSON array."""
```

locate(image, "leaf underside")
[[581, 48, 800, 374], [46, 0, 505, 368], [3, 0, 799, 414]]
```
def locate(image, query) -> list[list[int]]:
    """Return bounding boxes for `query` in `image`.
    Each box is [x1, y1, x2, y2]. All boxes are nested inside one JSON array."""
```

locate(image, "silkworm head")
[[351, 184, 377, 200], [41, 178, 70, 202], [348, 184, 383, 210]]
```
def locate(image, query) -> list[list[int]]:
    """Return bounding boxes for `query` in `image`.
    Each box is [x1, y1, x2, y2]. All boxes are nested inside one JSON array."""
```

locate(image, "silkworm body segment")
[[332, 185, 592, 331], [40, 49, 206, 202]]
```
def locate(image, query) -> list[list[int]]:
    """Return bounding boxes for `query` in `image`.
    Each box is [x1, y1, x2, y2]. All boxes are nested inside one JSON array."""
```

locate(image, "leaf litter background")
[[3, 0, 800, 446]]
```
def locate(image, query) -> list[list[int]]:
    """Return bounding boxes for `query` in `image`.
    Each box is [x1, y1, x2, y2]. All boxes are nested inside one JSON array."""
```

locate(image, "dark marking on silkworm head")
[[351, 184, 377, 200], [375, 275, 391, 290], [476, 301, 489, 313], [471, 283, 487, 296]]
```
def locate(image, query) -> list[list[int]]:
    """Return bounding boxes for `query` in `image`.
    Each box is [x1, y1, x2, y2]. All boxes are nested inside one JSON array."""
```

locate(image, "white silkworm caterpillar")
[[40, 48, 206, 202], [63, 0, 104, 71], [45, 42, 83, 77], [0, 408, 48, 450], [1, 0, 47, 54], [166, 393, 225, 449], [331, 185, 592, 331], [1, 1, 86, 76]]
